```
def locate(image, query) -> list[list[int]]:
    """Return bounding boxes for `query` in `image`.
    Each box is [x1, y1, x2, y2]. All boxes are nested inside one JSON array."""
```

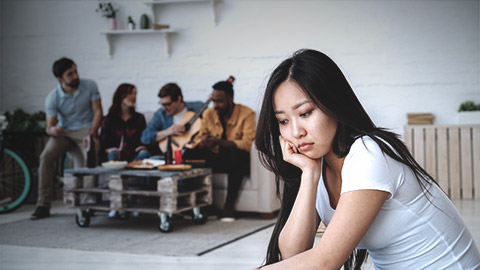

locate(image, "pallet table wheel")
[[192, 207, 207, 225], [75, 209, 91, 228], [158, 212, 173, 233]]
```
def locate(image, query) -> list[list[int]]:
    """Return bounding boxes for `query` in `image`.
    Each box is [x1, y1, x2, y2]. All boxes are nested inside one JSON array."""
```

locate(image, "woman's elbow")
[[277, 241, 305, 260]]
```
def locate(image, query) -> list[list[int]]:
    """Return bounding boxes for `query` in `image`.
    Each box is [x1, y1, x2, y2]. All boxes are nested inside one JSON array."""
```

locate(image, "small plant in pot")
[[457, 100, 480, 125], [458, 101, 480, 112], [96, 2, 119, 30], [127, 16, 136, 30]]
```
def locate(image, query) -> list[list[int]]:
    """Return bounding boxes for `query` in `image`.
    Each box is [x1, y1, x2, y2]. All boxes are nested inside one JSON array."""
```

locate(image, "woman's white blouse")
[[315, 136, 480, 269]]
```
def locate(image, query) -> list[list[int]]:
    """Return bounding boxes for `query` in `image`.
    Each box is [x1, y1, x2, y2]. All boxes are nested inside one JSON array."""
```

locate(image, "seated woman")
[[100, 83, 149, 219], [100, 83, 149, 163], [255, 49, 480, 269]]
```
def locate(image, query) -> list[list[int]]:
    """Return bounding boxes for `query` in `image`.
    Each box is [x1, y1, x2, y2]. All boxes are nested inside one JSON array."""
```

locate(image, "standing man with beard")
[[31, 57, 103, 220], [185, 77, 256, 221]]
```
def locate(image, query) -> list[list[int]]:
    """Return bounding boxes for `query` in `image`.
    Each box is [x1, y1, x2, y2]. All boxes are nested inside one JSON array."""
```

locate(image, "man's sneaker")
[[30, 206, 50, 220], [219, 207, 235, 222], [220, 216, 235, 222]]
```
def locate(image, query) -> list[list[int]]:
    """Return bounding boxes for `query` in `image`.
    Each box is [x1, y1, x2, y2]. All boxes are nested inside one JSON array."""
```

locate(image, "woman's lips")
[[298, 143, 313, 152]]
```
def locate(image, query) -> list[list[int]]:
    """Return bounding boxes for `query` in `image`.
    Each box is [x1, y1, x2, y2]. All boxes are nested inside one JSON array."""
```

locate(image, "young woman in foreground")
[[255, 49, 480, 269]]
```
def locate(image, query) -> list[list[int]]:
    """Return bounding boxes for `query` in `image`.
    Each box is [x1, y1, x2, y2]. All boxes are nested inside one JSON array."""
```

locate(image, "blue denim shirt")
[[140, 101, 204, 145], [45, 78, 101, 131]]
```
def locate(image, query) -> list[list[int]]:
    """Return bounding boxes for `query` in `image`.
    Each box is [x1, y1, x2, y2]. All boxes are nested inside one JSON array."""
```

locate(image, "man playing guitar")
[[140, 83, 204, 155]]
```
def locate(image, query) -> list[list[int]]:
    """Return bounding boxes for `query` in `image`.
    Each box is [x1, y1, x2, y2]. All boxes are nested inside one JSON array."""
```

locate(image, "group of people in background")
[[30, 57, 256, 222]]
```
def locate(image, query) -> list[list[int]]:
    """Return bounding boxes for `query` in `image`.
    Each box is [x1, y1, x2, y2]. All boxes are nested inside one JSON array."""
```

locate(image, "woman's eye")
[[300, 111, 312, 117], [278, 119, 288, 125]]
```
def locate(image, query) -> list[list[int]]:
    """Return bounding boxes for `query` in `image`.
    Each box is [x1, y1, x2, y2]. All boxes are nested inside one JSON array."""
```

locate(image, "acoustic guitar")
[[158, 76, 235, 152], [158, 97, 211, 152]]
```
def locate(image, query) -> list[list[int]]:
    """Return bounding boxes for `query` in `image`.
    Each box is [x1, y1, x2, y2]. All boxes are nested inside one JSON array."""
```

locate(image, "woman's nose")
[[291, 120, 306, 139]]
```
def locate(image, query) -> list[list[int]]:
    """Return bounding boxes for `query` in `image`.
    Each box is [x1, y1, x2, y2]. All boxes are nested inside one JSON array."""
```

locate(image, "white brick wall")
[[1, 0, 479, 135]]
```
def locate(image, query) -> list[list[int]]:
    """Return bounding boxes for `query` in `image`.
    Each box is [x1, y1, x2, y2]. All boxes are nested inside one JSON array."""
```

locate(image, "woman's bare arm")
[[264, 189, 389, 270], [278, 170, 321, 259]]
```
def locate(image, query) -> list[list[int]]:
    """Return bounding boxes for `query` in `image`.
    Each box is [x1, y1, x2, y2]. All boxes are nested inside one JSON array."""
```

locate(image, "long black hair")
[[255, 49, 437, 269]]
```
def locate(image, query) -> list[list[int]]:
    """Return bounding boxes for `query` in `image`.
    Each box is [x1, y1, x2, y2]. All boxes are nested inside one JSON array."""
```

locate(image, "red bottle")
[[174, 150, 182, 165]]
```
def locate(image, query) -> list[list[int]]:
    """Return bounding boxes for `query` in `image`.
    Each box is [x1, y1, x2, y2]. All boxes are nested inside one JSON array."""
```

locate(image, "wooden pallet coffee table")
[[62, 167, 212, 232]]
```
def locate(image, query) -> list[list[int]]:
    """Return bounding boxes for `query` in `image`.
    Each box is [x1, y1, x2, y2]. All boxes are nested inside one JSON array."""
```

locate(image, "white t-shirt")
[[172, 107, 187, 125], [315, 136, 480, 269]]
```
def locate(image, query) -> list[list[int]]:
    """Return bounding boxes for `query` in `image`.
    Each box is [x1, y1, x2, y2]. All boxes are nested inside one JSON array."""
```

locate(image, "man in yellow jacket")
[[185, 77, 256, 221]]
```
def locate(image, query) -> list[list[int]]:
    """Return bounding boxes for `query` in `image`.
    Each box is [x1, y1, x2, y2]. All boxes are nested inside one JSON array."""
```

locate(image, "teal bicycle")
[[0, 115, 32, 213]]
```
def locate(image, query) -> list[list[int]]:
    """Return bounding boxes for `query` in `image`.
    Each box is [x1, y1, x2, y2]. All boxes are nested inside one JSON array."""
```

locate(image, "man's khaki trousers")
[[36, 128, 95, 208]]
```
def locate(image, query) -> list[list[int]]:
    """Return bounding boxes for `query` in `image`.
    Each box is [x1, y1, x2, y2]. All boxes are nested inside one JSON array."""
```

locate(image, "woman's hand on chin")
[[279, 135, 321, 174]]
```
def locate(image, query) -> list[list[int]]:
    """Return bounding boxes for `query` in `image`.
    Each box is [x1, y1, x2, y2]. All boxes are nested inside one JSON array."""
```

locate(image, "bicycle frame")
[[0, 116, 6, 164], [0, 115, 32, 213]]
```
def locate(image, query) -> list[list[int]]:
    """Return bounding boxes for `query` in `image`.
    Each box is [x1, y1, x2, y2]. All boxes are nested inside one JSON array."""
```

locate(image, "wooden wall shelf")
[[101, 29, 176, 57], [100, 0, 218, 57]]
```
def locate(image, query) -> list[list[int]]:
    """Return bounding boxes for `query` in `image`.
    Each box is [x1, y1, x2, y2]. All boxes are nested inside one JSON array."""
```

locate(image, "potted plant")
[[4, 109, 46, 133], [457, 100, 480, 125], [96, 2, 119, 30], [127, 16, 136, 30]]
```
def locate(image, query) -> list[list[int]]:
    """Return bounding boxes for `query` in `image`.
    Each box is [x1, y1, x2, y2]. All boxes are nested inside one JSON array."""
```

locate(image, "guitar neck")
[[184, 98, 211, 131]]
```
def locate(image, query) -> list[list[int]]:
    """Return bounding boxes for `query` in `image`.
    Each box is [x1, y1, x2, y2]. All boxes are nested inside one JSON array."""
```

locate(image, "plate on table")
[[102, 161, 127, 170], [125, 160, 156, 170], [158, 164, 192, 171]]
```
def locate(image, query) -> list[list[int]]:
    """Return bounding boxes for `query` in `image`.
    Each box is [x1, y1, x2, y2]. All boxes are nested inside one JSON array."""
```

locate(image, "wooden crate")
[[407, 113, 434, 125], [404, 125, 480, 199]]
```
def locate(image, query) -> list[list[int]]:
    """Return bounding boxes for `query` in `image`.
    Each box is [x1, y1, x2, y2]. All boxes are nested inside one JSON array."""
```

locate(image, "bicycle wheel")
[[0, 148, 31, 213]]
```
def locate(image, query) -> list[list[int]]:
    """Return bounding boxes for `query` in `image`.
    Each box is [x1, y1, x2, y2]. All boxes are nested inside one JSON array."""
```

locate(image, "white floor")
[[1, 199, 479, 270]]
